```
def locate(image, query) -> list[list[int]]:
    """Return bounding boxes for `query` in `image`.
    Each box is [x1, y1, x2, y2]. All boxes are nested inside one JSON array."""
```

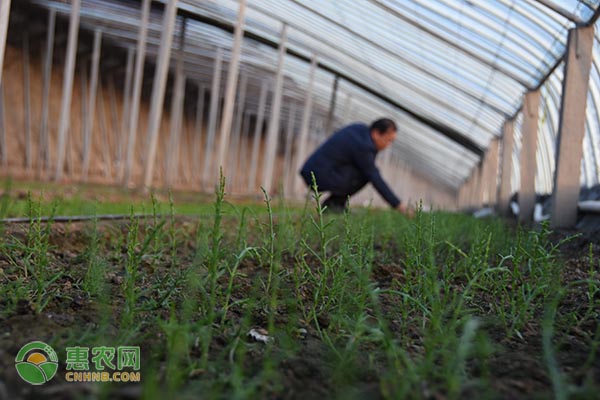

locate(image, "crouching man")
[[300, 118, 410, 215]]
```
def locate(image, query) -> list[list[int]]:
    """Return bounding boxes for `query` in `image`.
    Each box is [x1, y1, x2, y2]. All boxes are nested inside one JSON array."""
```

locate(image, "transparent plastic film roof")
[[31, 0, 600, 191]]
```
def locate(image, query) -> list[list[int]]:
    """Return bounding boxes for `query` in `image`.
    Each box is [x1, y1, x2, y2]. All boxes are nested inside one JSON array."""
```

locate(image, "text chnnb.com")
[[65, 372, 141, 382]]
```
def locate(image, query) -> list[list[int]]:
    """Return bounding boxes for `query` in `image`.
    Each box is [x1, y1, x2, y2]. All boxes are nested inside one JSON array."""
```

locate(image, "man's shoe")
[[322, 195, 348, 213]]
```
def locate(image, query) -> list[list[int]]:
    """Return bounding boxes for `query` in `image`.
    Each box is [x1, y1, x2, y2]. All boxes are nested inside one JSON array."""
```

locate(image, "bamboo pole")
[[192, 83, 205, 183], [123, 0, 150, 186], [23, 31, 32, 170], [165, 20, 187, 187], [97, 83, 112, 179], [202, 47, 223, 188], [283, 101, 297, 197], [261, 24, 288, 194], [143, 0, 179, 189], [117, 47, 135, 181], [227, 73, 248, 191], [248, 80, 268, 192], [216, 0, 247, 179], [55, 0, 81, 181], [82, 29, 102, 181], [38, 9, 56, 178], [294, 55, 317, 197]]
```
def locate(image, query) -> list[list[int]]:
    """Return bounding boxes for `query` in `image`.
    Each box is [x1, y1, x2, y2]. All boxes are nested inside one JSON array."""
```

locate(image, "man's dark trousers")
[[300, 166, 368, 209]]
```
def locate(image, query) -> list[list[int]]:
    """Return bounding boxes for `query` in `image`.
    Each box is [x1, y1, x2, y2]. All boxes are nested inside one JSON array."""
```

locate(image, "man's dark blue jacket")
[[300, 123, 401, 208]]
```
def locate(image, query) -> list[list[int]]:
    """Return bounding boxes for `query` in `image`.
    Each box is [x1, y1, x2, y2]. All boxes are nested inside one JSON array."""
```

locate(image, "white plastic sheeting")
[[27, 0, 600, 191]]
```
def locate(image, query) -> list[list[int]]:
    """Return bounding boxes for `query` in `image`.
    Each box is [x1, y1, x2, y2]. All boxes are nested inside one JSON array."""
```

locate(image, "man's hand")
[[395, 203, 414, 217]]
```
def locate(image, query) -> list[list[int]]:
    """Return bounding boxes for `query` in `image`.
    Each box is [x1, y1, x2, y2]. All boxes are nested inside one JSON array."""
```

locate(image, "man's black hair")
[[370, 118, 397, 134]]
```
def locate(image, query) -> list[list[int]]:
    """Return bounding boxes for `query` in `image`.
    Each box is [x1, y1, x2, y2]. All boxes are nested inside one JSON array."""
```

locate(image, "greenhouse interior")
[[0, 0, 600, 399]]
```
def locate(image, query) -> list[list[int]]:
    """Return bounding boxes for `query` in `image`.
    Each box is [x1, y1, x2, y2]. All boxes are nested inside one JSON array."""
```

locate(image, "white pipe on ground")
[[579, 201, 600, 214]]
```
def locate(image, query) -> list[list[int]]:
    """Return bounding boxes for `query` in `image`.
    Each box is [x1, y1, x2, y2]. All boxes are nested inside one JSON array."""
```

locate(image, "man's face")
[[371, 128, 397, 151]]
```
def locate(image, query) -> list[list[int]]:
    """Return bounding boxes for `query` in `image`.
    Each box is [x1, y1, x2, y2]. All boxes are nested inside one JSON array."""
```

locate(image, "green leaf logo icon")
[[15, 341, 59, 385]]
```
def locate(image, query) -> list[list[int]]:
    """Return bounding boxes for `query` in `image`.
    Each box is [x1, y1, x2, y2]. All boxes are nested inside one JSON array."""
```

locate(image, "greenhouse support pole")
[[118, 47, 135, 181], [480, 138, 498, 206], [262, 24, 288, 194], [183, 123, 193, 185], [216, 0, 246, 181], [165, 19, 187, 188], [457, 182, 463, 209], [454, 191, 460, 211], [283, 100, 297, 197], [81, 29, 102, 182], [123, 0, 150, 186], [479, 147, 490, 206], [39, 9, 56, 177], [470, 168, 479, 208], [107, 77, 122, 180], [63, 7, 82, 178], [325, 75, 339, 135], [519, 90, 540, 223], [193, 83, 205, 182], [165, 54, 186, 188], [143, 0, 179, 189], [23, 31, 32, 170], [227, 73, 248, 191], [248, 80, 268, 191], [97, 84, 111, 179], [464, 170, 473, 208], [498, 119, 515, 215], [70, 71, 87, 176], [473, 163, 483, 208], [54, 0, 81, 181], [294, 54, 317, 197], [485, 138, 500, 206], [202, 48, 223, 188], [481, 154, 493, 207], [465, 168, 474, 208], [237, 110, 251, 191], [0, 0, 11, 88], [552, 25, 595, 228], [458, 180, 468, 209]]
